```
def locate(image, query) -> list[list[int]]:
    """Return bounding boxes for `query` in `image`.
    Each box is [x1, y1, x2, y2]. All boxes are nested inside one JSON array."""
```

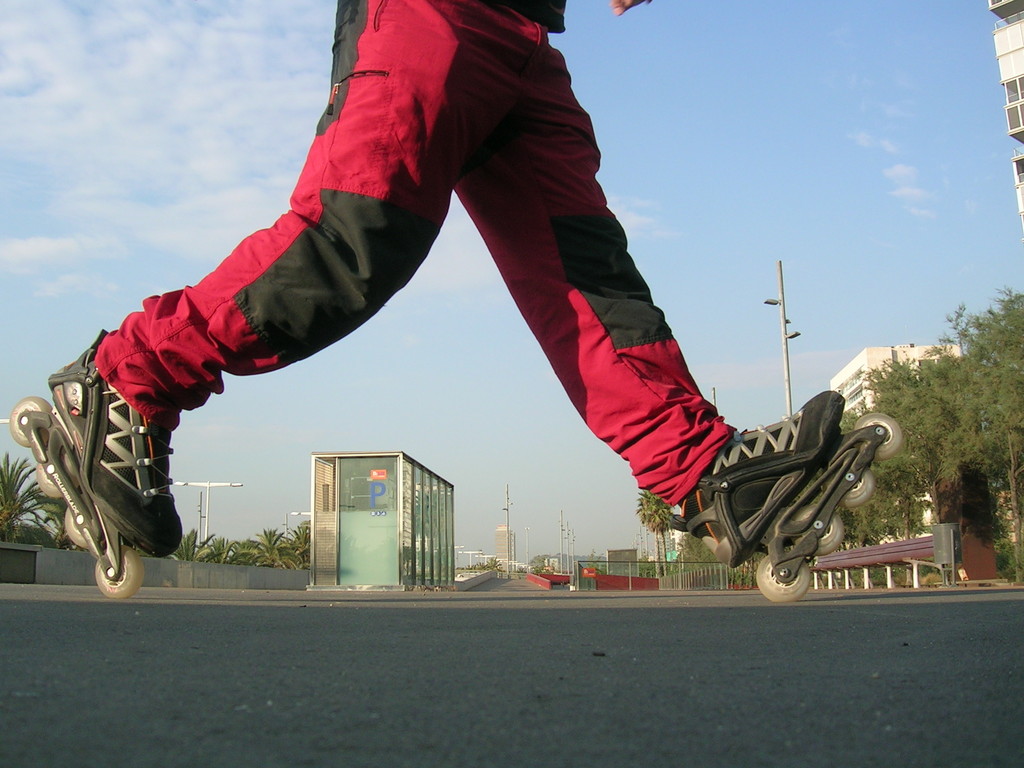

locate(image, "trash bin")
[[932, 523, 962, 566]]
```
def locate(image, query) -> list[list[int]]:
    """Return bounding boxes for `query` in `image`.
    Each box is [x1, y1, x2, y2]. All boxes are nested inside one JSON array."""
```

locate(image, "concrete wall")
[[454, 570, 497, 591], [526, 572, 570, 589], [1, 543, 310, 591], [0, 542, 37, 583]]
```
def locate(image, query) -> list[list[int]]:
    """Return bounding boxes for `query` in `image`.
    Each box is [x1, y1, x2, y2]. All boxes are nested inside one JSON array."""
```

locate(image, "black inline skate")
[[673, 391, 903, 603], [8, 333, 181, 599]]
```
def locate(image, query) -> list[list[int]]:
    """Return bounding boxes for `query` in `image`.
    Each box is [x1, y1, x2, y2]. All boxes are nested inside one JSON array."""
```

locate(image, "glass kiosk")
[[310, 452, 454, 589]]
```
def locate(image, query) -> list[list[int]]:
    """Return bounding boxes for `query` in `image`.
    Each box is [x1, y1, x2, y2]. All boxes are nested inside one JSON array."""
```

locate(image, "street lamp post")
[[569, 528, 576, 586], [764, 260, 801, 417], [502, 484, 512, 577], [173, 481, 243, 540], [559, 511, 565, 574]]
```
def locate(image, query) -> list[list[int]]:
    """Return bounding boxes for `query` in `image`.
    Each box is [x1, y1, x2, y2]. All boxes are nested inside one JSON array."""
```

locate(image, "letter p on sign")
[[369, 481, 386, 508]]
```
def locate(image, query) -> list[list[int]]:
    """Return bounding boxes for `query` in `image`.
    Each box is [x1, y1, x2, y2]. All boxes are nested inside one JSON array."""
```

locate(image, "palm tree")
[[37, 505, 74, 549], [481, 556, 503, 572], [636, 490, 674, 575], [0, 453, 63, 544], [197, 536, 238, 564], [173, 529, 205, 561], [285, 522, 310, 569], [245, 528, 302, 569]]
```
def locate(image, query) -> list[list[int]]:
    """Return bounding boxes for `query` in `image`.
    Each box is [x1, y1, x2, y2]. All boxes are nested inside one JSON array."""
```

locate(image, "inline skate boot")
[[673, 391, 903, 603], [8, 333, 181, 598]]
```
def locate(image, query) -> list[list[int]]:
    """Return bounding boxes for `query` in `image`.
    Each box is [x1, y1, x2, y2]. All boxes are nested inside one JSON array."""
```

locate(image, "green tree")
[[173, 529, 208, 561], [861, 292, 1023, 579], [197, 536, 239, 564], [36, 504, 74, 550], [480, 556, 503, 572], [635, 490, 673, 574], [946, 290, 1024, 579], [677, 531, 718, 563], [866, 351, 976, 500], [0, 453, 63, 544], [843, 355, 964, 546], [528, 554, 554, 572], [285, 521, 310, 569], [241, 528, 302, 569]]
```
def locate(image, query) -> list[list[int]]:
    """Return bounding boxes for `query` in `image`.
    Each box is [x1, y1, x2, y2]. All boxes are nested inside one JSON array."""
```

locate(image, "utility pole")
[[173, 481, 243, 540], [502, 484, 512, 577], [561, 514, 569, 573], [764, 260, 800, 417]]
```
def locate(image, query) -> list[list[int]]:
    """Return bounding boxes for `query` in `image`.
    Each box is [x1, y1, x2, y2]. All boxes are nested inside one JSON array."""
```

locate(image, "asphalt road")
[[1, 582, 1021, 768]]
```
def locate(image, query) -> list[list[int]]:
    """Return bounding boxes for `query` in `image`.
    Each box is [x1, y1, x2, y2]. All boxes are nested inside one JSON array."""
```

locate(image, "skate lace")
[[101, 389, 173, 498], [714, 410, 803, 472]]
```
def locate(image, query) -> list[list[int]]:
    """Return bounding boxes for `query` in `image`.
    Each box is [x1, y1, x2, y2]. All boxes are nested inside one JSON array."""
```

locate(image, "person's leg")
[[94, 0, 541, 430], [38, 0, 546, 553], [451, 16, 903, 602], [455, 34, 734, 505]]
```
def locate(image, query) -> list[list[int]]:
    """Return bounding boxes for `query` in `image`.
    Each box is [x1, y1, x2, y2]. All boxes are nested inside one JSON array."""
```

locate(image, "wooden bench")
[[812, 535, 937, 590]]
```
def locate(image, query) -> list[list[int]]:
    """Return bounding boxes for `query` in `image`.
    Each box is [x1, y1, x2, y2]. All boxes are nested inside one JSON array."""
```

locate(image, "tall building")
[[990, 0, 1024, 236], [830, 345, 961, 413], [495, 524, 516, 572]]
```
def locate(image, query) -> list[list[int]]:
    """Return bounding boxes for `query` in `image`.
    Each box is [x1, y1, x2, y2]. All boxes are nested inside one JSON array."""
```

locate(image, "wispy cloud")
[[849, 131, 898, 154], [0, 1, 568, 303], [0, 0, 328, 269], [33, 273, 119, 299], [608, 196, 679, 240], [848, 112, 935, 218], [883, 164, 935, 217], [0, 235, 119, 275]]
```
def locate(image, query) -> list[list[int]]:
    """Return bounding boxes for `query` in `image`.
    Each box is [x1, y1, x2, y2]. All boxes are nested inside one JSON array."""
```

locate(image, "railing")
[[574, 559, 756, 592], [994, 10, 1024, 30]]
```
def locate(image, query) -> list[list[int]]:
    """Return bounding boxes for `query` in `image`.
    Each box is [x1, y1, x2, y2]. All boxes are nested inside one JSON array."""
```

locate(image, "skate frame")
[[764, 423, 889, 584], [19, 407, 127, 583]]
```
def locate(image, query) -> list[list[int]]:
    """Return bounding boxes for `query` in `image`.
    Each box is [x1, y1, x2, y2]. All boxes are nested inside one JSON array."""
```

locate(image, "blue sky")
[[1, 1, 1020, 562]]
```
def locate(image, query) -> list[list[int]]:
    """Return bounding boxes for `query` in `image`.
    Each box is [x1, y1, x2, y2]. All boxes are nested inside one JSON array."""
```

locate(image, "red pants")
[[95, 0, 733, 504]]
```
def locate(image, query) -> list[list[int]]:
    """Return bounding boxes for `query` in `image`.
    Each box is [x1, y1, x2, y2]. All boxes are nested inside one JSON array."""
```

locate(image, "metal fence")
[[574, 559, 745, 592]]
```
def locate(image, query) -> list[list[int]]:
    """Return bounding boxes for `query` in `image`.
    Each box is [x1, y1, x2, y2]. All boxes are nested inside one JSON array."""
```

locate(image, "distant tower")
[[990, 0, 1024, 237], [495, 524, 516, 572]]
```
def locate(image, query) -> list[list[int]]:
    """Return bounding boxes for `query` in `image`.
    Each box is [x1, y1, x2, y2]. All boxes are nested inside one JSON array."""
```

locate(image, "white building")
[[990, 0, 1024, 236], [830, 345, 961, 413]]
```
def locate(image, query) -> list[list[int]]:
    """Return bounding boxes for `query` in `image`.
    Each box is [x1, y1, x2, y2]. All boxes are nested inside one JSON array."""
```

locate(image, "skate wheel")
[[63, 508, 89, 549], [816, 516, 845, 556], [94, 547, 144, 599], [36, 463, 62, 499], [9, 396, 51, 448], [841, 469, 876, 509], [756, 558, 811, 603], [854, 412, 904, 461]]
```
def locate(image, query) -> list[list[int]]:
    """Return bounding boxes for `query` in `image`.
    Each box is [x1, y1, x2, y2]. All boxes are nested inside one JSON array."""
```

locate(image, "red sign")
[[581, 568, 597, 578], [370, 469, 388, 481]]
